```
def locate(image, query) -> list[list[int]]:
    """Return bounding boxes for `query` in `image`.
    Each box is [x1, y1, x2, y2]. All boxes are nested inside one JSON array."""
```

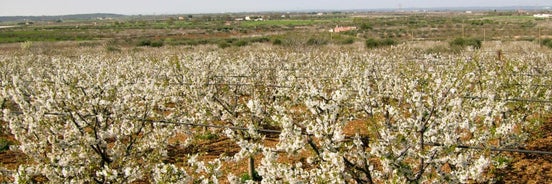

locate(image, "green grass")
[[240, 19, 318, 27], [0, 29, 98, 43], [196, 132, 219, 140], [0, 138, 12, 152], [238, 18, 351, 28], [240, 171, 262, 182]]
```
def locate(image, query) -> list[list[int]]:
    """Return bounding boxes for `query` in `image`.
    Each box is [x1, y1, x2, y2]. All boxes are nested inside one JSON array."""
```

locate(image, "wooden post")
[[483, 28, 486, 42], [462, 20, 465, 38], [248, 155, 255, 180], [538, 27, 542, 47]]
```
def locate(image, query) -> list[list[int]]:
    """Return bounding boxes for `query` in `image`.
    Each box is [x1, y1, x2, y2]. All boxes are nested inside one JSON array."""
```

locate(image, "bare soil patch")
[[496, 117, 552, 183]]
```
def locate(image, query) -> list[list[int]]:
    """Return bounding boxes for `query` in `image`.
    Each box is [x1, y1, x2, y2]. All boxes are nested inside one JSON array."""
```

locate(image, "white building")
[[534, 14, 552, 18], [329, 25, 358, 33]]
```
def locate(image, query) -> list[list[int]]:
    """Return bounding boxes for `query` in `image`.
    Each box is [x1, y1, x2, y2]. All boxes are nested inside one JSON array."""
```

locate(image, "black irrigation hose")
[[462, 96, 552, 104], [138, 118, 283, 134], [7, 110, 552, 155], [428, 142, 552, 155]]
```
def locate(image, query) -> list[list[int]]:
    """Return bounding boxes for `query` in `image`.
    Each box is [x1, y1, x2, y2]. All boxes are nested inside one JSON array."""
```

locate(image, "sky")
[[1, 0, 551, 16]]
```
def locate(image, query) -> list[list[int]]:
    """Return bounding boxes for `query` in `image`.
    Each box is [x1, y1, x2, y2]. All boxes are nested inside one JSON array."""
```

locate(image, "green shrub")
[[365, 38, 398, 48], [450, 37, 481, 49], [306, 38, 328, 46], [360, 23, 373, 30], [340, 30, 358, 36], [105, 39, 122, 52], [521, 21, 536, 28], [365, 38, 379, 48], [105, 45, 121, 52], [138, 39, 152, 46], [340, 37, 355, 44], [0, 138, 12, 152], [218, 42, 231, 49], [197, 39, 210, 45], [137, 39, 164, 47], [234, 40, 249, 47], [425, 45, 462, 54], [541, 38, 552, 48], [78, 41, 101, 47], [150, 40, 164, 47], [468, 39, 481, 49], [225, 38, 237, 44], [240, 171, 262, 182], [450, 38, 465, 47], [381, 38, 397, 46], [196, 132, 219, 140], [251, 37, 270, 43], [272, 38, 283, 45]]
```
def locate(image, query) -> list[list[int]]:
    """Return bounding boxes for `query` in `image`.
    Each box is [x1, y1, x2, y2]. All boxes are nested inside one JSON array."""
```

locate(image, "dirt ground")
[[495, 117, 552, 183]]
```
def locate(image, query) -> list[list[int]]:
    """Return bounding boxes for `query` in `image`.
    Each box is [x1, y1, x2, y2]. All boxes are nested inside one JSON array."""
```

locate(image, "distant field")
[[0, 26, 17, 29], [483, 15, 539, 21], [0, 11, 550, 46], [238, 18, 351, 27]]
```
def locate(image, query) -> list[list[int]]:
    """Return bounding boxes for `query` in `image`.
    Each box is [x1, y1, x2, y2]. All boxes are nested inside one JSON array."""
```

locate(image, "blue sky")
[[1, 0, 551, 16]]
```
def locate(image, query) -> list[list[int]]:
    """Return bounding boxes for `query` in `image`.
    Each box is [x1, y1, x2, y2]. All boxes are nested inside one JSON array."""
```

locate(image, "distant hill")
[[403, 6, 551, 11], [0, 5, 549, 23], [341, 5, 551, 12], [0, 13, 126, 22]]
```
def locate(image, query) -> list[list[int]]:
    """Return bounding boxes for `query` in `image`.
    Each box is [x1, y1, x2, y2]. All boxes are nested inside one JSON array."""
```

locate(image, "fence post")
[[248, 155, 255, 180], [538, 27, 541, 47]]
